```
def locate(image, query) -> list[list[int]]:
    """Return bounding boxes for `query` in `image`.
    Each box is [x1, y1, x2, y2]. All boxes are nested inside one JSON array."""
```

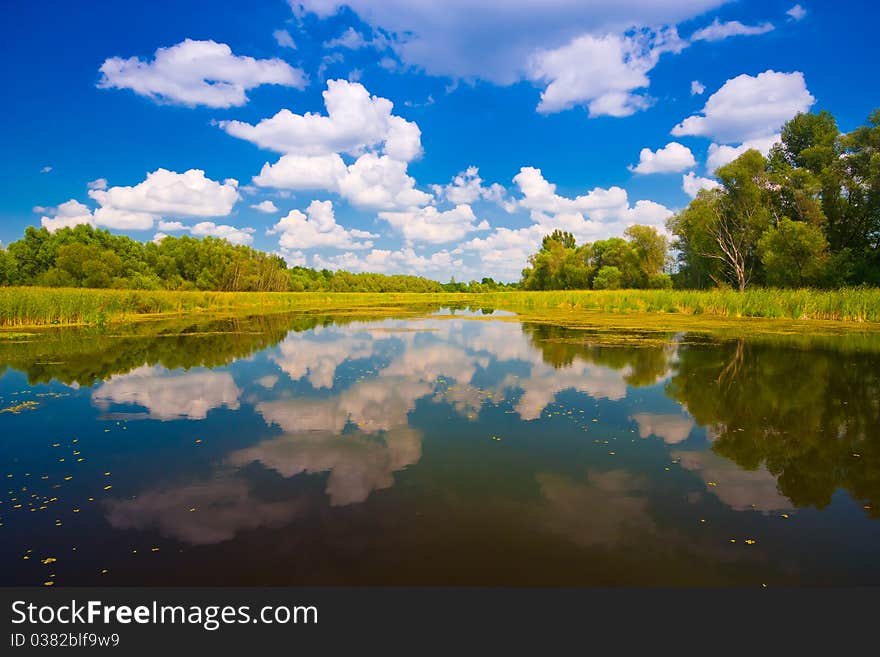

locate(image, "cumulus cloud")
[[40, 200, 95, 232], [690, 80, 705, 95], [529, 28, 685, 116], [690, 18, 774, 42], [682, 172, 721, 197], [190, 222, 255, 245], [787, 4, 807, 21], [219, 79, 421, 161], [251, 200, 279, 213], [629, 142, 696, 174], [98, 39, 307, 108], [378, 204, 489, 244], [269, 199, 377, 251], [337, 153, 431, 209], [253, 152, 431, 211], [77, 168, 241, 230], [430, 166, 509, 206], [87, 178, 108, 191], [672, 70, 815, 144], [40, 165, 53, 173]]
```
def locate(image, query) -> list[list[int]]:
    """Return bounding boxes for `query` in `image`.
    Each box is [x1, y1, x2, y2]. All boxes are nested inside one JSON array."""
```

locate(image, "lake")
[[2, 307, 879, 586]]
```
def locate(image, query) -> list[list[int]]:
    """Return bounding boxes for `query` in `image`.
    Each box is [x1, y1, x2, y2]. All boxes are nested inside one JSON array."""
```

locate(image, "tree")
[[669, 150, 773, 291], [624, 225, 668, 280], [590, 237, 640, 287], [592, 266, 622, 290], [758, 218, 829, 287]]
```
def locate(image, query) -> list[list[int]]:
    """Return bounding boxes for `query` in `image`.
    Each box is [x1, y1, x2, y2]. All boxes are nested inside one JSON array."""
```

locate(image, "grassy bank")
[[2, 286, 880, 328]]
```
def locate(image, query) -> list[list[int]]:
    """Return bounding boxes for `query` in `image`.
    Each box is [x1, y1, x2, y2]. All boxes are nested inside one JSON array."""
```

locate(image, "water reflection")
[[2, 309, 880, 585]]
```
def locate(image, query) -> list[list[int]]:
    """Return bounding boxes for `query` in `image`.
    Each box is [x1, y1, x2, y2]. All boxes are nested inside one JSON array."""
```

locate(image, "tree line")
[[0, 224, 449, 293]]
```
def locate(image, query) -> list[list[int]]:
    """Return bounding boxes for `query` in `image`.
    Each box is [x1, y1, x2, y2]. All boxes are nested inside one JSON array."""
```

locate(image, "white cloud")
[[378, 204, 489, 244], [787, 4, 807, 21], [672, 70, 814, 144], [529, 28, 685, 116], [706, 134, 779, 172], [430, 166, 508, 206], [690, 80, 705, 95], [254, 152, 430, 211], [629, 142, 696, 174], [690, 18, 774, 42], [682, 172, 720, 197], [219, 79, 422, 162], [312, 247, 461, 276], [251, 200, 279, 213], [253, 153, 348, 190], [190, 222, 255, 245], [87, 178, 108, 191], [40, 200, 95, 233], [157, 220, 187, 231], [40, 166, 52, 174], [98, 39, 307, 108], [337, 154, 431, 209], [273, 29, 297, 49], [293, 1, 725, 85], [323, 27, 369, 49], [85, 168, 241, 230], [269, 199, 376, 251]]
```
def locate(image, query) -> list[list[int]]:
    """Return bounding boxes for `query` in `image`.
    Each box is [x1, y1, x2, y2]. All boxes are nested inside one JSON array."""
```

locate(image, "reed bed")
[[0, 288, 452, 327], [2, 286, 880, 327], [478, 288, 880, 323]]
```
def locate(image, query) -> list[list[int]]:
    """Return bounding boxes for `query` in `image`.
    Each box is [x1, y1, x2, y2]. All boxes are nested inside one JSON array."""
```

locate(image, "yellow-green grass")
[[479, 288, 880, 323], [2, 286, 880, 328], [0, 288, 457, 328]]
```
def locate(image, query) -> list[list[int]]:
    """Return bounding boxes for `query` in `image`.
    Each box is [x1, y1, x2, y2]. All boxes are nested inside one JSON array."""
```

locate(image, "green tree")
[[758, 218, 829, 287], [592, 266, 622, 290], [669, 150, 774, 291], [624, 225, 668, 281]]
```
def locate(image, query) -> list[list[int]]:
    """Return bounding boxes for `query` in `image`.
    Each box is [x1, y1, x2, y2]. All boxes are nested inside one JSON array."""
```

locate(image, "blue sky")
[[2, 0, 878, 281]]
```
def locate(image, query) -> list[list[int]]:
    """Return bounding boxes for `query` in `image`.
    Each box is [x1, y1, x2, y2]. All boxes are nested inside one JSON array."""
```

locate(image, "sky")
[[2, 0, 878, 281]]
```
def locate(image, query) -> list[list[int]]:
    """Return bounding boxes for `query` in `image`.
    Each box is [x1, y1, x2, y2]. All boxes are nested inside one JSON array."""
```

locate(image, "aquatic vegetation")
[[0, 400, 39, 414]]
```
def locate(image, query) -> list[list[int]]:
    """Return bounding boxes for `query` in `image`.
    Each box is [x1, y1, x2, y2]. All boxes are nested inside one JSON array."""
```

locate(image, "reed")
[[2, 286, 880, 327], [477, 288, 880, 322]]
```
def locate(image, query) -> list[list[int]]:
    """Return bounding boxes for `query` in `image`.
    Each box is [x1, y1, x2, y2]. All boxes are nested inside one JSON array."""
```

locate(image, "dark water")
[[2, 309, 879, 586]]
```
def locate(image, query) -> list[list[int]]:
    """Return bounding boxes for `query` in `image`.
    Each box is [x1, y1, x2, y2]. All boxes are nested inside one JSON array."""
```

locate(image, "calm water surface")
[[2, 309, 879, 586]]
